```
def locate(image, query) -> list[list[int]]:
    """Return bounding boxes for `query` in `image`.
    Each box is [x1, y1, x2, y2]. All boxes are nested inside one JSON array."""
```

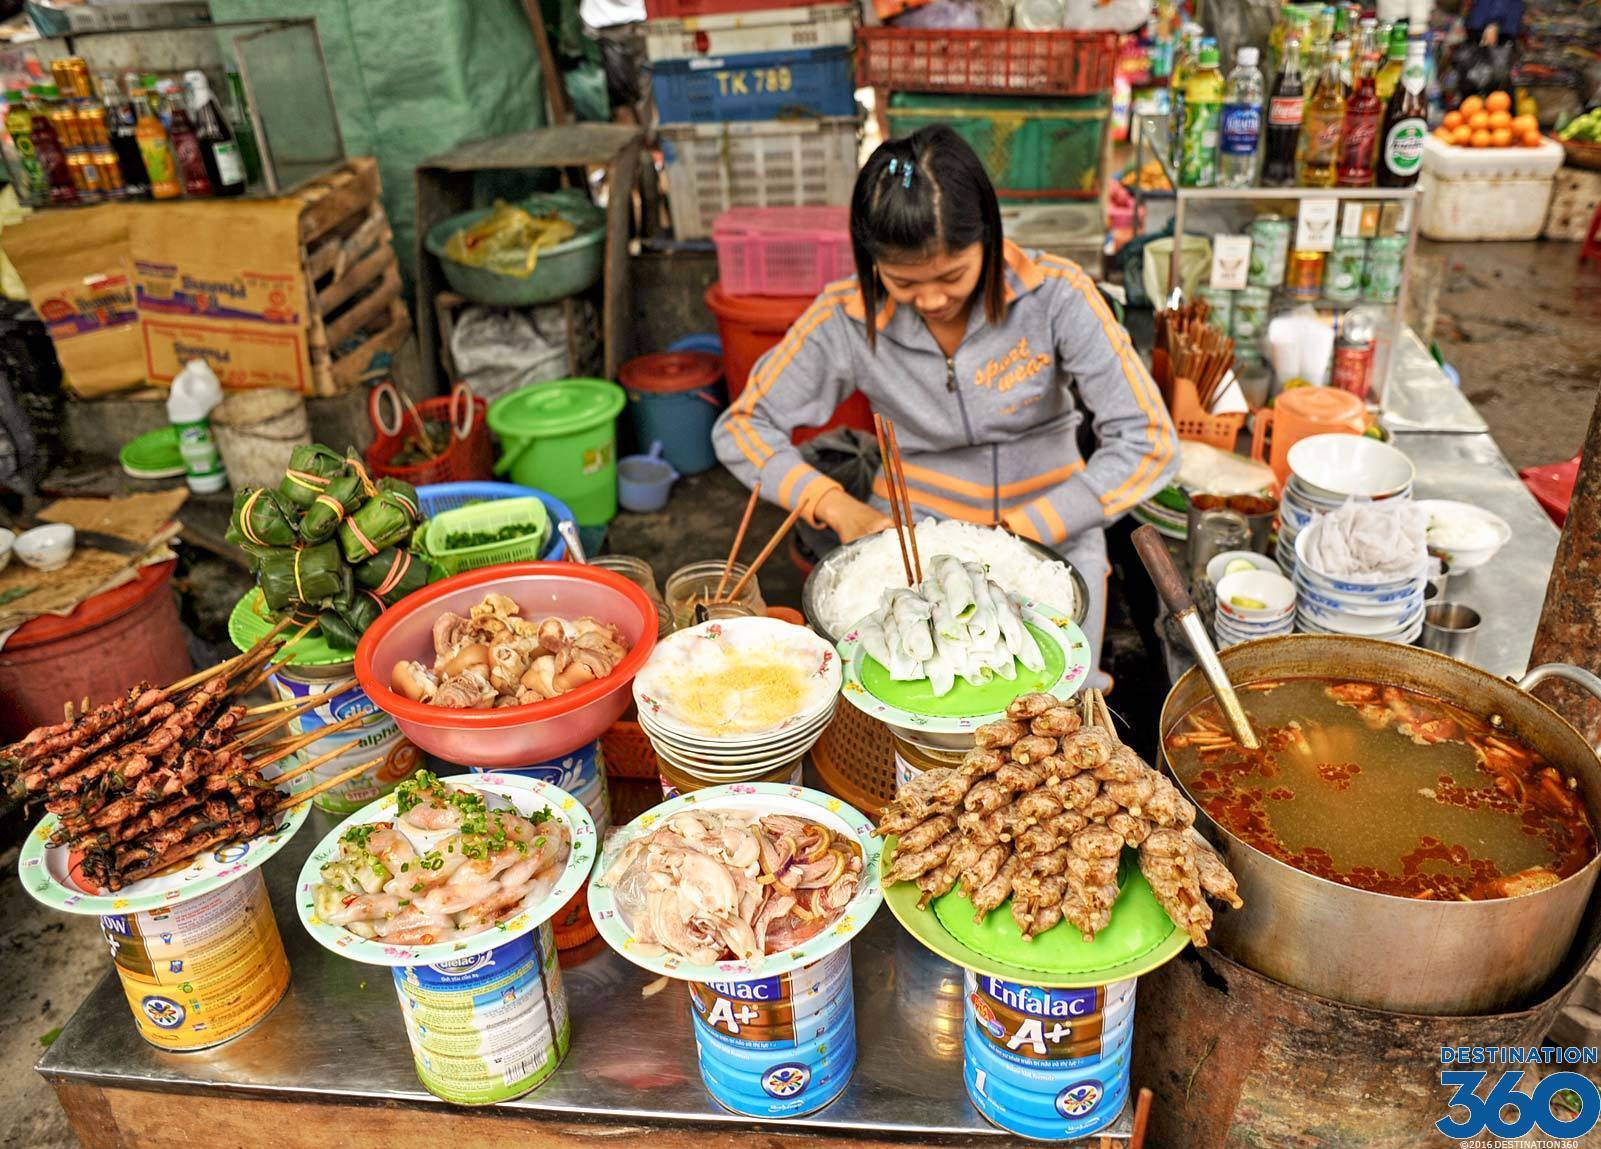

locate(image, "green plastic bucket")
[[488, 379, 626, 526]]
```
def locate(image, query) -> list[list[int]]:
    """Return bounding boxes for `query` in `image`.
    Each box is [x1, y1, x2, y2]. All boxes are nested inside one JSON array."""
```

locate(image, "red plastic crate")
[[713, 206, 853, 296], [857, 27, 1117, 97], [644, 0, 814, 20]]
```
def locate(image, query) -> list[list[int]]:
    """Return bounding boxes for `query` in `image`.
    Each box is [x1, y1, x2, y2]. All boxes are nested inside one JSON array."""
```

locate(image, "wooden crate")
[[298, 158, 413, 396]]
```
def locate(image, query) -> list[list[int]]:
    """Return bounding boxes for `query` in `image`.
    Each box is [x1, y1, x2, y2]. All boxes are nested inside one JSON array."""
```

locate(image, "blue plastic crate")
[[650, 46, 856, 125]]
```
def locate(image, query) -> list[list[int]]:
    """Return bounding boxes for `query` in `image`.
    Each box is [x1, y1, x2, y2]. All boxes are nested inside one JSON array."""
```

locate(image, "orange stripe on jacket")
[[871, 476, 998, 525], [898, 458, 1085, 501], [1039, 256, 1172, 512]]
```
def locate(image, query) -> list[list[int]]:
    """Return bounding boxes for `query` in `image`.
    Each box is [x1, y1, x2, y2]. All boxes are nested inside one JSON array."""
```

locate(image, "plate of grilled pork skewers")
[[10, 618, 383, 915], [876, 689, 1244, 986]]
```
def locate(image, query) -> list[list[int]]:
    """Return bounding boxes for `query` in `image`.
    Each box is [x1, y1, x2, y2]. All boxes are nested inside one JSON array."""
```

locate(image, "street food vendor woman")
[[712, 126, 1178, 676]]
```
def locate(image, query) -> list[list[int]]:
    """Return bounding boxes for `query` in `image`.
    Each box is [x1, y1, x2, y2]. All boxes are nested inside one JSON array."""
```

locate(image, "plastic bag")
[[442, 201, 577, 278], [449, 305, 570, 402]]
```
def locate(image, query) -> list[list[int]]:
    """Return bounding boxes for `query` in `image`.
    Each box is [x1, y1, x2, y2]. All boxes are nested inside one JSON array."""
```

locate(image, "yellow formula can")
[[99, 869, 290, 1051]]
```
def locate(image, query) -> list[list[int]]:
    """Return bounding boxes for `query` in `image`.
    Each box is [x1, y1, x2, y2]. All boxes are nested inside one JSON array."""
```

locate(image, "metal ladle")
[[1132, 523, 1259, 750], [558, 520, 587, 565]]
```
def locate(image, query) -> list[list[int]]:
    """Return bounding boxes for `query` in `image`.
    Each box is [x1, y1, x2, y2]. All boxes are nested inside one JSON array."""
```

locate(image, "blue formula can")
[[392, 920, 570, 1105], [962, 971, 1136, 1140], [473, 739, 610, 836], [687, 947, 856, 1117]]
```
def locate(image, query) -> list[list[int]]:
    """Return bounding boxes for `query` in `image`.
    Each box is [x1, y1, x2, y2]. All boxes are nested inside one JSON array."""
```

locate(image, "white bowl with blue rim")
[[1287, 434, 1416, 501]]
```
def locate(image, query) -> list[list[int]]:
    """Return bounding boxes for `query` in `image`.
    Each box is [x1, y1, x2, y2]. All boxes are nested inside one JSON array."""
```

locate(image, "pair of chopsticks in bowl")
[[874, 413, 921, 586], [711, 481, 799, 607]]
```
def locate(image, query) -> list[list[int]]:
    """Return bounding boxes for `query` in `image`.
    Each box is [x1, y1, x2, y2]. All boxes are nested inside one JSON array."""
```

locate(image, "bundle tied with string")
[[355, 547, 430, 605], [277, 444, 347, 509], [298, 473, 366, 543], [227, 486, 299, 548], [337, 477, 420, 564], [256, 541, 346, 612]]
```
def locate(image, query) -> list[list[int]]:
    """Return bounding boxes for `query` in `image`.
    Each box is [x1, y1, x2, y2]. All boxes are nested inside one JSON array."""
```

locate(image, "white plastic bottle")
[[1219, 47, 1266, 189], [167, 358, 227, 493]]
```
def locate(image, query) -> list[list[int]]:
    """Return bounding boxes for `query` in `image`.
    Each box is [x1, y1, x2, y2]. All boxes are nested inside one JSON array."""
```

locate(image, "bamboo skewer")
[[231, 691, 330, 738], [241, 679, 357, 718], [883, 418, 922, 583], [872, 413, 915, 585], [246, 712, 367, 772], [167, 615, 296, 695], [238, 616, 321, 693], [715, 482, 762, 601], [1129, 1087, 1154, 1149], [277, 755, 387, 814], [224, 699, 324, 753], [263, 737, 363, 788], [722, 504, 804, 605]]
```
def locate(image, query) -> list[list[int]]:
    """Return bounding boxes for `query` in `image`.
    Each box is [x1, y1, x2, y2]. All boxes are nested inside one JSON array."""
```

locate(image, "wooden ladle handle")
[[1132, 524, 1195, 617]]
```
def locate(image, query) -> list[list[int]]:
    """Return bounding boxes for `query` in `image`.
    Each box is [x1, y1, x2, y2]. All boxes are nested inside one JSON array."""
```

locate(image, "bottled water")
[[1219, 46, 1265, 189]]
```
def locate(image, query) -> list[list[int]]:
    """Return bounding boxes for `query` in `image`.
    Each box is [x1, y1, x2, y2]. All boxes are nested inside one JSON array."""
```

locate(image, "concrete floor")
[[4, 238, 1600, 1149]]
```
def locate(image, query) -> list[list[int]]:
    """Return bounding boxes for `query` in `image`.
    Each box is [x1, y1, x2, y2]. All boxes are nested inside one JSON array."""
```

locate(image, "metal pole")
[[1528, 382, 1601, 744]]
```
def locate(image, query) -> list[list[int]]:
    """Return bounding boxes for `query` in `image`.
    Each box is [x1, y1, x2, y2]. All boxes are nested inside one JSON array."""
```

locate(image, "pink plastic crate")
[[712, 206, 854, 297]]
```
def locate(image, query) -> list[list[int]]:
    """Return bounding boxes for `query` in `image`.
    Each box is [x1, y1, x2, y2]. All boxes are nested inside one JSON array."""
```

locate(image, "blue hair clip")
[[887, 158, 898, 176], [902, 163, 914, 189]]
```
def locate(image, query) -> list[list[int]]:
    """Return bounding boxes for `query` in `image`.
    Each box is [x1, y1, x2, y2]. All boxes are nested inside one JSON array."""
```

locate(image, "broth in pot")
[[1164, 677, 1596, 901]]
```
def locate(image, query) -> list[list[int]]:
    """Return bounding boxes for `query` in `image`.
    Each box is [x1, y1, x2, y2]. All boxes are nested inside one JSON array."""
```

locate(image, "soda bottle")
[[134, 86, 181, 199], [100, 74, 150, 199], [1169, 23, 1203, 171], [224, 64, 262, 186], [1375, 22, 1407, 104], [1305, 5, 1335, 81], [1180, 39, 1224, 187], [1220, 47, 1265, 188], [1377, 39, 1428, 187], [5, 83, 45, 204], [1262, 37, 1305, 185], [28, 88, 76, 204], [1337, 29, 1382, 186], [1298, 40, 1347, 187], [183, 71, 245, 196], [1331, 306, 1380, 400], [165, 96, 213, 197]]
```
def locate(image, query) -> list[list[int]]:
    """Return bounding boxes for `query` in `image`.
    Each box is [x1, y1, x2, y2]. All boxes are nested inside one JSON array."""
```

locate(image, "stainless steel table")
[[36, 800, 1133, 1147]]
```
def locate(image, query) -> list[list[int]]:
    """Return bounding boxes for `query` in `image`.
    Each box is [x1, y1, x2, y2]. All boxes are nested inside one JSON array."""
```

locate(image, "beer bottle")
[[1336, 28, 1382, 185], [1297, 39, 1347, 187], [1377, 39, 1428, 187]]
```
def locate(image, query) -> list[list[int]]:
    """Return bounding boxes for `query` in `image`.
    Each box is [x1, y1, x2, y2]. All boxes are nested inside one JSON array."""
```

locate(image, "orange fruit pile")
[[1433, 92, 1544, 148]]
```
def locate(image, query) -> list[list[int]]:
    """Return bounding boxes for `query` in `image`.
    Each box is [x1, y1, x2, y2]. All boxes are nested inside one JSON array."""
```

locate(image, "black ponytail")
[[849, 125, 1006, 350]]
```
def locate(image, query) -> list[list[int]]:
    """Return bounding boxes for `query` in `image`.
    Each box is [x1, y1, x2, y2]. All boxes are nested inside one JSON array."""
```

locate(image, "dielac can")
[[392, 919, 570, 1105], [271, 661, 419, 813], [687, 946, 856, 1117], [962, 971, 1136, 1140]]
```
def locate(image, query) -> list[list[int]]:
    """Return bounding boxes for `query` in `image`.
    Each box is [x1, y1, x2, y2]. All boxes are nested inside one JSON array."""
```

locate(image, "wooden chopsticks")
[[873, 412, 922, 586], [1158, 299, 1236, 414], [715, 482, 761, 601]]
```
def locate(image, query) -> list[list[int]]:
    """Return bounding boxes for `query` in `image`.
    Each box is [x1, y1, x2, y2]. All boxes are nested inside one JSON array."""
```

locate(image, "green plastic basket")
[[421, 496, 552, 575]]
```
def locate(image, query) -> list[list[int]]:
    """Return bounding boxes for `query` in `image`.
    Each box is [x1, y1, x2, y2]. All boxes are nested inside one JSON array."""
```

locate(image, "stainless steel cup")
[[1420, 602, 1481, 661]]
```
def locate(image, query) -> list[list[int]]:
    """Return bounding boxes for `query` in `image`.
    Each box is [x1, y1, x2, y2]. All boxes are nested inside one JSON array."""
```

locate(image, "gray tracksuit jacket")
[[712, 243, 1178, 549]]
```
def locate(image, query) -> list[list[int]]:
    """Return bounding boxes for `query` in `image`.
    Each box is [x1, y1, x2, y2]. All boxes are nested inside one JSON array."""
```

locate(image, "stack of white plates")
[[1277, 434, 1416, 578], [632, 617, 841, 783], [1213, 569, 1296, 647], [1292, 528, 1427, 644]]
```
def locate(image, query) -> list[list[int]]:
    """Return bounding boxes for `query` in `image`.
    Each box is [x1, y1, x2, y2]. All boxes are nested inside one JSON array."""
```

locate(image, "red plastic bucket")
[[705, 284, 873, 445], [0, 560, 191, 742]]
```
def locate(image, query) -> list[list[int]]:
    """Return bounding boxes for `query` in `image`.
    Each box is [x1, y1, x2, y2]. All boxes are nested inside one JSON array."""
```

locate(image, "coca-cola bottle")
[[1262, 37, 1305, 186]]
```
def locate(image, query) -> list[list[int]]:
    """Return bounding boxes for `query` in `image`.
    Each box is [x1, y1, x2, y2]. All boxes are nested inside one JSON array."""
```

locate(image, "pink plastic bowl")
[[354, 561, 658, 768]]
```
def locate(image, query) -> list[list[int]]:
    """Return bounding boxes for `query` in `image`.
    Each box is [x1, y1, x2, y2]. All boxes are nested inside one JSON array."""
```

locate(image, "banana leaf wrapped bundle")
[[354, 547, 430, 604], [337, 478, 422, 564], [317, 592, 384, 650], [257, 541, 346, 611], [278, 445, 347, 509], [226, 487, 298, 548], [299, 473, 366, 544]]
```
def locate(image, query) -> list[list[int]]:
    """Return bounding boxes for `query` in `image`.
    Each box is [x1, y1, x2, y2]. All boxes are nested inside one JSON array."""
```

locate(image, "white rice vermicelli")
[[814, 520, 1079, 639]]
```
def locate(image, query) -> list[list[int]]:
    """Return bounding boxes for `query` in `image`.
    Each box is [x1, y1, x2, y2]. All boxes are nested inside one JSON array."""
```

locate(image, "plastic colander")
[[354, 563, 658, 768]]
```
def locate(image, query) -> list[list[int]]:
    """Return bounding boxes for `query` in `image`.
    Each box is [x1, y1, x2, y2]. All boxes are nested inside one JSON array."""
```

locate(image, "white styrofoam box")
[[661, 117, 860, 240], [1418, 170, 1557, 241], [644, 5, 855, 62], [1420, 134, 1566, 181], [1544, 166, 1601, 242]]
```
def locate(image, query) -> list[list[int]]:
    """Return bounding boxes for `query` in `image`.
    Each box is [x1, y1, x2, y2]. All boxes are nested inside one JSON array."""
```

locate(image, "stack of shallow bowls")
[[632, 617, 841, 785], [1213, 569, 1296, 647], [1292, 526, 1428, 644], [1277, 434, 1416, 579]]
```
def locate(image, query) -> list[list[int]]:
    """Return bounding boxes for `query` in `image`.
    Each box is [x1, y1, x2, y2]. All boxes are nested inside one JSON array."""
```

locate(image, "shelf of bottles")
[[0, 18, 344, 208]]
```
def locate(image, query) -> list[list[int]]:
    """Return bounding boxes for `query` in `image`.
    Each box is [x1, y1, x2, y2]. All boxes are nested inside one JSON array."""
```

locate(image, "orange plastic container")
[[705, 283, 873, 445]]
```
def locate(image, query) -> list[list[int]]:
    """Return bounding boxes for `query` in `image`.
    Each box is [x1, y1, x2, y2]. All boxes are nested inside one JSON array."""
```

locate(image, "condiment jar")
[[664, 560, 765, 631], [592, 554, 670, 638], [1188, 509, 1252, 588]]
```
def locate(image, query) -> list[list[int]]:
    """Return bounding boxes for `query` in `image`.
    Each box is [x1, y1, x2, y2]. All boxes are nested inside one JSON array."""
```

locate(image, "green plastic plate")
[[881, 835, 1190, 988], [120, 426, 185, 479], [228, 588, 353, 669], [858, 621, 1065, 718]]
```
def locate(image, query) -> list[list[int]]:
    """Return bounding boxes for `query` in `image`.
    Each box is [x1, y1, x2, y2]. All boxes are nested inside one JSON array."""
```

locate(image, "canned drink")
[[689, 948, 857, 1117], [1231, 286, 1272, 351], [93, 148, 124, 195], [269, 661, 420, 813], [77, 102, 109, 148], [64, 58, 92, 99], [99, 869, 290, 1052], [67, 152, 105, 200], [1285, 249, 1325, 301], [1247, 216, 1292, 287], [1197, 287, 1234, 335], [1323, 237, 1366, 303], [48, 106, 82, 150], [393, 921, 570, 1105], [1362, 235, 1405, 302], [963, 972, 1136, 1140]]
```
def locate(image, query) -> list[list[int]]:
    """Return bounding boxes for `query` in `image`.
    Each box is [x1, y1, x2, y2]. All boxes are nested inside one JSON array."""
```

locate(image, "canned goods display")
[[1285, 249, 1325, 301], [1247, 216, 1292, 288], [689, 948, 857, 1117], [393, 921, 571, 1105], [963, 972, 1136, 1139], [100, 869, 290, 1052], [270, 662, 419, 813], [1323, 237, 1367, 304], [1197, 287, 1234, 335], [1231, 286, 1272, 354], [1363, 235, 1406, 303]]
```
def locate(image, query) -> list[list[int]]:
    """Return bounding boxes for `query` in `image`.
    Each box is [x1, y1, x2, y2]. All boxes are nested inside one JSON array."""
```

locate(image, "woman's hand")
[[815, 489, 894, 543]]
